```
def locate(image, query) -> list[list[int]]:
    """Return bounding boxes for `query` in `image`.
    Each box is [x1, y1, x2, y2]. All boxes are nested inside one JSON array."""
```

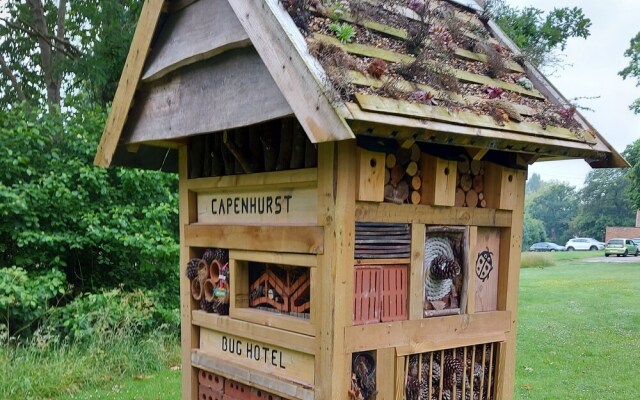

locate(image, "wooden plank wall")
[[123, 48, 293, 144]]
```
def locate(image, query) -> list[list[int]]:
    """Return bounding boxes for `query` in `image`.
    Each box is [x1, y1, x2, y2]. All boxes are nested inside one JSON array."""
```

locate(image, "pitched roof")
[[94, 0, 627, 170]]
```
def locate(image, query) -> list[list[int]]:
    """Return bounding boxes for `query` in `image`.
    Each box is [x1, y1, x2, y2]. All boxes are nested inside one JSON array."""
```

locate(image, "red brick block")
[[198, 369, 225, 392], [251, 387, 282, 400], [199, 384, 224, 400], [224, 379, 252, 400]]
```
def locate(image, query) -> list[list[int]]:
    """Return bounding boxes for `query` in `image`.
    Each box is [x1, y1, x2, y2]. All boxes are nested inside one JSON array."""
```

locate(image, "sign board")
[[474, 227, 500, 312], [199, 328, 315, 386], [197, 186, 317, 225]]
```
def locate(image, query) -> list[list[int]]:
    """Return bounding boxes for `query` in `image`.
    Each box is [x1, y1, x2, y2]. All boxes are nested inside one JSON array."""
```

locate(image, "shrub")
[[0, 267, 66, 336]]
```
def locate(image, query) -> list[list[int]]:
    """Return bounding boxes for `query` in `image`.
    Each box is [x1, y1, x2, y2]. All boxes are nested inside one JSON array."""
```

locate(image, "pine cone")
[[199, 298, 217, 313], [430, 255, 460, 280], [202, 249, 215, 264], [444, 355, 464, 390], [212, 248, 229, 264], [405, 376, 420, 400], [186, 258, 201, 281]]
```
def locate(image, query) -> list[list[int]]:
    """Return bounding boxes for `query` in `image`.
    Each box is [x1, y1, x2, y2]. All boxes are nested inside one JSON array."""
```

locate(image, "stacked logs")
[[186, 248, 230, 315], [455, 155, 487, 208], [189, 118, 318, 179], [384, 143, 422, 205]]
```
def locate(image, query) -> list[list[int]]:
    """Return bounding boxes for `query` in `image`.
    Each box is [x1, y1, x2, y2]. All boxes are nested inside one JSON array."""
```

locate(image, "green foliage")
[[526, 182, 577, 244], [0, 267, 66, 336], [0, 329, 179, 400], [519, 252, 554, 269], [571, 169, 634, 240], [619, 31, 640, 114], [45, 289, 177, 342], [0, 0, 142, 107], [0, 101, 179, 336], [485, 0, 591, 68], [525, 172, 542, 194], [522, 214, 546, 249], [330, 22, 356, 43], [623, 139, 640, 208]]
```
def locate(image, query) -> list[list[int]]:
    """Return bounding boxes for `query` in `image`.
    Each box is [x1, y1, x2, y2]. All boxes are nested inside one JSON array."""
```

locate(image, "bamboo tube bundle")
[[187, 119, 318, 178], [384, 142, 422, 204], [455, 155, 486, 208]]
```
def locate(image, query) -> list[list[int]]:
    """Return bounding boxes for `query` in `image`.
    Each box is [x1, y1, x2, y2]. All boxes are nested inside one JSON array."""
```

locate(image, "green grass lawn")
[[515, 255, 640, 399]]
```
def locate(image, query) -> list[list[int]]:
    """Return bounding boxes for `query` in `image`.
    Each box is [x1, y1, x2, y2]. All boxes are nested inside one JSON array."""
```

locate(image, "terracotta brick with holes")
[[380, 264, 408, 322], [251, 387, 282, 400], [224, 379, 252, 399], [199, 384, 224, 400], [198, 369, 225, 392]]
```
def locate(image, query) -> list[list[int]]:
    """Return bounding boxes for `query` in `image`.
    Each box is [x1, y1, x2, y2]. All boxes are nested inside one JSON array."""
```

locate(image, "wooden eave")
[[94, 0, 627, 170]]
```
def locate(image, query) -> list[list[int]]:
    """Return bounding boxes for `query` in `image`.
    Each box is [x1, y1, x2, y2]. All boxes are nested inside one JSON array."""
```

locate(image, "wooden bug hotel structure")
[[94, 0, 626, 399]]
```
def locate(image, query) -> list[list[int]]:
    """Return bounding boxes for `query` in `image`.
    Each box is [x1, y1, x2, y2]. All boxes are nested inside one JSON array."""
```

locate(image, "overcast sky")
[[502, 0, 640, 187]]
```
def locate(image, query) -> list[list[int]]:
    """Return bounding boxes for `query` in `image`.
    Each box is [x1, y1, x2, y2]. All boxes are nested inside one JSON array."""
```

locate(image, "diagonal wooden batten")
[[355, 93, 587, 142], [94, 0, 165, 167], [347, 70, 536, 116], [312, 34, 542, 98], [228, 0, 354, 144], [312, 33, 414, 64]]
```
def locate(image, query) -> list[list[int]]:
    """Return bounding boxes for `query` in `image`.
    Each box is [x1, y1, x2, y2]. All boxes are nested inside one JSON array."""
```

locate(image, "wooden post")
[[495, 168, 526, 400], [316, 141, 356, 399], [179, 146, 199, 400], [410, 223, 426, 319]]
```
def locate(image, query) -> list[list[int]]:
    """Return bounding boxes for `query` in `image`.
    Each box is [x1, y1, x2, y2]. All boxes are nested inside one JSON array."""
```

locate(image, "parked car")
[[529, 242, 566, 252], [632, 238, 640, 246], [565, 238, 605, 251], [605, 238, 639, 257]]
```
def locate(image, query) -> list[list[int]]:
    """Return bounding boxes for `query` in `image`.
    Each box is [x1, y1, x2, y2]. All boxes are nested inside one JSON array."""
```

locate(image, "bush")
[[45, 289, 178, 342], [0, 267, 66, 336], [520, 252, 555, 269]]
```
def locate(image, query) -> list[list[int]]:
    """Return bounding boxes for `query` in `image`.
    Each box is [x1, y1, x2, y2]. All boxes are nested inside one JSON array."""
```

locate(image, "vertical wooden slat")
[[466, 226, 478, 314], [470, 345, 476, 399], [480, 344, 487, 400], [179, 145, 199, 400], [410, 223, 426, 319], [487, 342, 495, 400], [495, 169, 526, 399], [397, 356, 407, 400], [377, 347, 396, 400], [438, 350, 444, 400], [462, 347, 468, 399], [428, 352, 433, 400], [315, 141, 357, 399]]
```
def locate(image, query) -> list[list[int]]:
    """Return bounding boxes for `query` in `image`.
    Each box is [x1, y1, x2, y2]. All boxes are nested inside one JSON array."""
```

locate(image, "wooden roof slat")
[[228, 0, 354, 143], [347, 70, 536, 116], [332, 12, 524, 73], [142, 0, 251, 82], [94, 0, 165, 167], [354, 93, 589, 143], [312, 34, 542, 98]]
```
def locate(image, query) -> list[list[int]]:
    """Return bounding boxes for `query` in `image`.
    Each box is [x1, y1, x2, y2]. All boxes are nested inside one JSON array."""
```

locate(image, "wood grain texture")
[[184, 224, 324, 254], [192, 310, 316, 354], [94, 0, 164, 167], [343, 311, 511, 353], [185, 168, 317, 192], [355, 201, 512, 227], [178, 146, 199, 400], [123, 48, 293, 144], [228, 0, 354, 143], [474, 228, 501, 312], [142, 0, 250, 82]]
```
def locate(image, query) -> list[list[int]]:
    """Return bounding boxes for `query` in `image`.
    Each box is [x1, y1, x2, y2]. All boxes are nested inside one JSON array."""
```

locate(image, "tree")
[[572, 169, 634, 240], [619, 31, 640, 114], [622, 139, 640, 208], [526, 183, 578, 244], [0, 0, 142, 109], [525, 172, 542, 194], [522, 214, 546, 249], [484, 0, 591, 69]]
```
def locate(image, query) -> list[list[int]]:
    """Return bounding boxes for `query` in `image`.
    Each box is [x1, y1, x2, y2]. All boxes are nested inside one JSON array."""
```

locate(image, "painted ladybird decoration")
[[475, 247, 494, 282]]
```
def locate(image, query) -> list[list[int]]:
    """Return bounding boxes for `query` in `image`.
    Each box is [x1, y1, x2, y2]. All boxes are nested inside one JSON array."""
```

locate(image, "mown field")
[[2, 251, 638, 399]]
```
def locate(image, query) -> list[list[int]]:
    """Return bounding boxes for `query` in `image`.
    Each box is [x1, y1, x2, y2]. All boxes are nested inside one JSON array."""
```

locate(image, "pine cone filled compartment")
[[423, 226, 469, 318], [404, 343, 498, 400], [185, 248, 230, 314], [349, 352, 377, 400]]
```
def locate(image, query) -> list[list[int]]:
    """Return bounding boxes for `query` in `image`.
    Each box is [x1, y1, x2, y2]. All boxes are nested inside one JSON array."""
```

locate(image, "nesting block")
[[198, 369, 225, 392], [354, 266, 381, 325], [225, 380, 252, 399], [199, 384, 224, 400], [356, 148, 386, 202], [482, 163, 522, 210], [251, 387, 282, 400], [380, 265, 408, 322], [420, 153, 457, 206]]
